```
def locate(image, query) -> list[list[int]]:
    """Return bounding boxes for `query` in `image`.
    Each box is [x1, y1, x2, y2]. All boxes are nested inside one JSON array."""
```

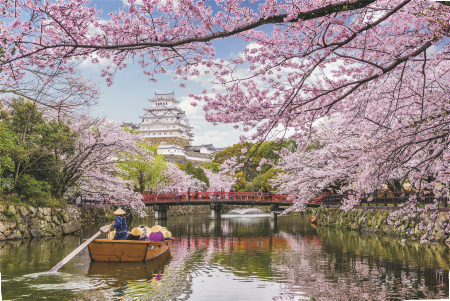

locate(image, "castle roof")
[[150, 92, 179, 103]]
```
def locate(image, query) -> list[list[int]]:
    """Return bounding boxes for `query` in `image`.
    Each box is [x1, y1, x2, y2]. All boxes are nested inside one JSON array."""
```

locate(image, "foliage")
[[0, 122, 16, 190], [15, 174, 52, 201], [250, 168, 281, 192], [214, 140, 295, 183], [0, 99, 145, 211], [27, 197, 66, 208], [179, 161, 209, 190], [117, 143, 167, 193], [233, 171, 247, 192], [201, 162, 221, 173], [0, 98, 77, 201]]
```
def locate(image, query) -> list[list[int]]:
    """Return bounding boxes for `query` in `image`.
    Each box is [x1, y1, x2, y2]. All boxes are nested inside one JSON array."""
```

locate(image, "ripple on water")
[[1, 214, 449, 300]]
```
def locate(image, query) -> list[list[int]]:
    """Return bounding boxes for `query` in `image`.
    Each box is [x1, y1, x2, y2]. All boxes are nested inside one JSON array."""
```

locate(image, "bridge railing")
[[320, 191, 449, 207], [141, 192, 291, 203]]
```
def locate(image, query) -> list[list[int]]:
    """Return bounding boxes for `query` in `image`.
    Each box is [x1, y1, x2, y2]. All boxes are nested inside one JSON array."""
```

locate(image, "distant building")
[[124, 92, 224, 163]]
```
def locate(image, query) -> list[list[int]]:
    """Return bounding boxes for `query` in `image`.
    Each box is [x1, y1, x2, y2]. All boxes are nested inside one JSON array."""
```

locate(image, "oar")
[[47, 224, 112, 273]]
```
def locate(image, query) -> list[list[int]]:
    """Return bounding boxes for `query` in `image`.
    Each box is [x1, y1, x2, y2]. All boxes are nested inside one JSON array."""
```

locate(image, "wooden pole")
[[47, 224, 111, 273]]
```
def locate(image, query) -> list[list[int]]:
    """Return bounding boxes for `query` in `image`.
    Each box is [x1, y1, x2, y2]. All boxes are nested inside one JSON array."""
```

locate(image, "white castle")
[[124, 92, 224, 162]]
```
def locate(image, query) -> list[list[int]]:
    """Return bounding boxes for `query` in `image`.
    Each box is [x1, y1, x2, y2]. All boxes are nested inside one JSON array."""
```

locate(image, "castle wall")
[[144, 137, 191, 147]]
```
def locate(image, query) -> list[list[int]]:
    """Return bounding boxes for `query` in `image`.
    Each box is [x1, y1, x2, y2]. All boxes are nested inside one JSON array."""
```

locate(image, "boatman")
[[112, 208, 127, 240]]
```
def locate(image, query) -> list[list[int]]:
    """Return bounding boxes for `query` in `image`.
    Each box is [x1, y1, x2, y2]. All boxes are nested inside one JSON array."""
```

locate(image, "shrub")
[[28, 197, 65, 208], [15, 174, 51, 201], [0, 193, 21, 204]]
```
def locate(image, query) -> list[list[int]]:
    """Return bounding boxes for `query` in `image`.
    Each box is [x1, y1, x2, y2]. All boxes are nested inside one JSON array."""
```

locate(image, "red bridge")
[[142, 191, 292, 205], [142, 190, 450, 220], [142, 191, 293, 220]]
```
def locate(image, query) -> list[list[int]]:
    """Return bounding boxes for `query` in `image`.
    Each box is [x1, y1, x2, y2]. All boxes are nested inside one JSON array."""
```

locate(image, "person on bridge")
[[112, 208, 127, 240], [220, 187, 225, 199], [195, 190, 199, 200], [187, 187, 191, 201], [257, 189, 263, 201], [229, 188, 234, 200], [214, 188, 219, 200]]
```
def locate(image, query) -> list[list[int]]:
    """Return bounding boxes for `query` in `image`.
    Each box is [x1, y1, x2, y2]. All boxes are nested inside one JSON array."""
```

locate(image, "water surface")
[[0, 213, 448, 300]]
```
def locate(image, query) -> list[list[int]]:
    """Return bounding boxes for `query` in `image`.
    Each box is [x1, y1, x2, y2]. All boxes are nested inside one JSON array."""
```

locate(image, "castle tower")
[[138, 92, 194, 148]]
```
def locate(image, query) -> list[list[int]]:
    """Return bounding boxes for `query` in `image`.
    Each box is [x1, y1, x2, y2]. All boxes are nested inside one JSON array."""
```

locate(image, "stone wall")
[[307, 207, 450, 243], [0, 204, 116, 241], [144, 136, 191, 147], [0, 204, 81, 240], [185, 150, 212, 159]]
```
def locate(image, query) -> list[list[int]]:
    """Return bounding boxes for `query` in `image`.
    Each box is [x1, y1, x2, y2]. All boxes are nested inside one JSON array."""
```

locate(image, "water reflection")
[[0, 214, 448, 300]]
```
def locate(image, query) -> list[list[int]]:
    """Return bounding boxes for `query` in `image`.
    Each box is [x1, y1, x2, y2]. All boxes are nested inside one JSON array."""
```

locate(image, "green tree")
[[250, 167, 282, 192], [233, 171, 247, 192], [213, 140, 296, 184], [179, 161, 209, 190], [4, 98, 76, 200], [117, 142, 168, 193], [201, 162, 221, 173], [0, 104, 17, 190]]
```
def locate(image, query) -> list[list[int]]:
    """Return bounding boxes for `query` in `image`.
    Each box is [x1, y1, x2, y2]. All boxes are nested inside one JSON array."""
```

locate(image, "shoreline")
[[305, 207, 450, 246]]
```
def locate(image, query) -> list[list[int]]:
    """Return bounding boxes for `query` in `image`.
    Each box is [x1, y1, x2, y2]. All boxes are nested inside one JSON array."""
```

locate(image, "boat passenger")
[[138, 225, 150, 240], [148, 225, 165, 242], [112, 208, 127, 240], [162, 227, 172, 240], [127, 227, 144, 240]]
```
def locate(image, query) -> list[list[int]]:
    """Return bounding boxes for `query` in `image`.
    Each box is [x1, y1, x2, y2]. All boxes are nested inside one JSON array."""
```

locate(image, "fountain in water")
[[225, 208, 266, 215]]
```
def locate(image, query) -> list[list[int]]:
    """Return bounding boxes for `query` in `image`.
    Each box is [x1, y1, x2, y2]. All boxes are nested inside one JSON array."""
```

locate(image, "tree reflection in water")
[[0, 214, 448, 300]]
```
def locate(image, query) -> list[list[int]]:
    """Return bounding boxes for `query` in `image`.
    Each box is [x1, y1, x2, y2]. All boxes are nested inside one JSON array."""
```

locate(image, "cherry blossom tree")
[[155, 163, 204, 192], [204, 168, 235, 192], [54, 112, 145, 212], [1, 67, 100, 111], [3, 0, 450, 232]]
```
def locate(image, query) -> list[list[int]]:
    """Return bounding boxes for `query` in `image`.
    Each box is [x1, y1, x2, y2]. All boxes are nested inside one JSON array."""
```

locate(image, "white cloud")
[[178, 95, 206, 121], [122, 0, 179, 8], [122, 0, 144, 6], [80, 53, 113, 71]]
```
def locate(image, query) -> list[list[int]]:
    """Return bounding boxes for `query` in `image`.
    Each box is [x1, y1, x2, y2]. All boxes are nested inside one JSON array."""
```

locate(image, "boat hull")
[[86, 239, 173, 262]]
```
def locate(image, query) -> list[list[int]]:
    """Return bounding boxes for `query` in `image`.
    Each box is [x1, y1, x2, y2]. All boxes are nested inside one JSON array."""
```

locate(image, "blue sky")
[[79, 0, 256, 148]]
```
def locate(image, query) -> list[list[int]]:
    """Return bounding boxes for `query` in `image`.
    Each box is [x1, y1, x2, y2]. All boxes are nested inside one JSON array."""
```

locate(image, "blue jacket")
[[114, 215, 127, 232]]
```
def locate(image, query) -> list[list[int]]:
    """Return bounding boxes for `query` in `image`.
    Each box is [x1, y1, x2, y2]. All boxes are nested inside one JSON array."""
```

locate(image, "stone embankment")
[[0, 204, 115, 241], [308, 207, 450, 244]]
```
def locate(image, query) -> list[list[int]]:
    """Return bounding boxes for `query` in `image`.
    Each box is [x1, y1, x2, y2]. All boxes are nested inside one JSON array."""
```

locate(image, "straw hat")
[[150, 225, 164, 233], [161, 227, 172, 238], [114, 208, 126, 215], [131, 227, 144, 236], [108, 230, 116, 240]]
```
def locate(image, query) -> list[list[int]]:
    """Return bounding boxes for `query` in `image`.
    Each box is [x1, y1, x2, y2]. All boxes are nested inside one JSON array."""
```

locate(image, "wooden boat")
[[86, 238, 173, 262]]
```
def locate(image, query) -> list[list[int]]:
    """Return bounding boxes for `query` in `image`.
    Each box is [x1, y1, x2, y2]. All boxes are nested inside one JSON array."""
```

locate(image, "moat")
[[1, 213, 449, 300]]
